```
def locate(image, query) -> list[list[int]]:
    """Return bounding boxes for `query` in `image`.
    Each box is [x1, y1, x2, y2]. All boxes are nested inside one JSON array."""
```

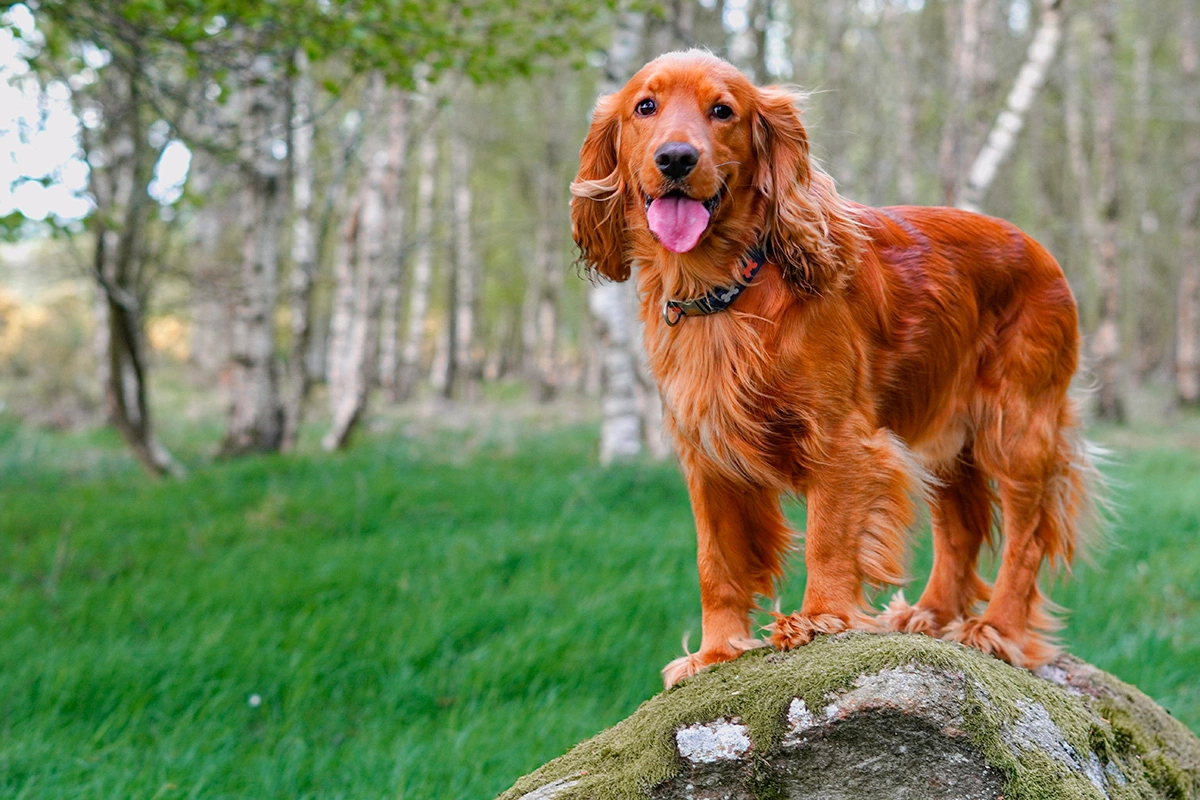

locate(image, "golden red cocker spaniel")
[[570, 51, 1099, 687]]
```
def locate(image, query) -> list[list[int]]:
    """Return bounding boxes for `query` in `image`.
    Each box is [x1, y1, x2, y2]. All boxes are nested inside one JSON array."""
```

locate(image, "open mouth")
[[643, 188, 722, 253], [643, 188, 722, 215]]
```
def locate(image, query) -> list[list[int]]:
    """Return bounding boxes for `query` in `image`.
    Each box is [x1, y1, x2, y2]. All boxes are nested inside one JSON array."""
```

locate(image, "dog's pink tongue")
[[647, 196, 710, 253]]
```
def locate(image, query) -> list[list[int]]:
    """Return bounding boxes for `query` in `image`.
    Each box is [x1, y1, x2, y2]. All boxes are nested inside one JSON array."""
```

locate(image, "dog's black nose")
[[654, 142, 699, 180]]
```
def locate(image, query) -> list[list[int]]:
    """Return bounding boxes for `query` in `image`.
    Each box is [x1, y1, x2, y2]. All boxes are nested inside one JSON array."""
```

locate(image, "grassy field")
[[1, 409, 1198, 799]]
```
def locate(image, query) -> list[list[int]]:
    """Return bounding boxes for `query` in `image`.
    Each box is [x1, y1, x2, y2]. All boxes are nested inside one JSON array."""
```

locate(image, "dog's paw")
[[873, 592, 942, 636], [661, 639, 765, 688], [662, 653, 710, 687], [767, 612, 849, 650], [941, 617, 1058, 668]]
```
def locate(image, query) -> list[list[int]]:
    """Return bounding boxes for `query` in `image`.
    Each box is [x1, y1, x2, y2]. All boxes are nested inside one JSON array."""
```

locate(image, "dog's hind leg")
[[943, 404, 1089, 667], [662, 463, 793, 688], [876, 453, 993, 635]]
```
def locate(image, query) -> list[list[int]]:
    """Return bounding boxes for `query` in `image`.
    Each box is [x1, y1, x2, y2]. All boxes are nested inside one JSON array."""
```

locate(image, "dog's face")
[[618, 54, 758, 255], [571, 51, 842, 292]]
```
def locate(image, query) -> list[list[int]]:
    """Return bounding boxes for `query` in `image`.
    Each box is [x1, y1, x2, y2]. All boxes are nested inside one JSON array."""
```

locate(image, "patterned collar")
[[663, 247, 768, 327]]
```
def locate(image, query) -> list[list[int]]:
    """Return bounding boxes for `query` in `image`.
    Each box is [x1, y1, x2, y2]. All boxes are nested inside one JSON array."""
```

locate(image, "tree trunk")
[[281, 49, 317, 452], [531, 138, 565, 403], [1090, 0, 1125, 422], [222, 58, 287, 456], [1064, 12, 1099, 325], [1178, 0, 1200, 406], [324, 76, 390, 450], [1131, 35, 1158, 382], [885, 1, 919, 204], [820, 0, 851, 181], [445, 122, 480, 401], [939, 0, 982, 206], [590, 7, 648, 464], [958, 0, 1064, 213], [323, 204, 360, 444], [395, 105, 440, 402], [590, 282, 643, 464], [378, 91, 411, 403], [83, 62, 181, 477], [393, 106, 441, 402]]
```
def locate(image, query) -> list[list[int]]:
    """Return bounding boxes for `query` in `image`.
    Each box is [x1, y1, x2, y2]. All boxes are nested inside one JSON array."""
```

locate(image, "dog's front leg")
[[770, 425, 922, 650], [662, 463, 793, 688]]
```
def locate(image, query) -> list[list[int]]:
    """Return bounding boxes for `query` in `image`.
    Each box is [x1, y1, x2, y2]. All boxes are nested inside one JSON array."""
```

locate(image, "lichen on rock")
[[499, 633, 1200, 800]]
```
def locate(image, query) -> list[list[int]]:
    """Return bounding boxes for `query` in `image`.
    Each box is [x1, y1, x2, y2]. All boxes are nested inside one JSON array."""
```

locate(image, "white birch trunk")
[[378, 91, 411, 403], [281, 49, 317, 452], [396, 106, 440, 401], [1178, 1, 1200, 406], [940, 0, 981, 206], [223, 58, 286, 455], [1090, 0, 1125, 422], [958, 0, 1064, 213], [446, 122, 480, 401], [532, 143, 565, 403], [885, 2, 918, 204], [590, 8, 648, 464], [590, 281, 643, 463], [324, 76, 390, 450], [1064, 13, 1098, 307], [1131, 35, 1156, 381], [324, 205, 360, 441]]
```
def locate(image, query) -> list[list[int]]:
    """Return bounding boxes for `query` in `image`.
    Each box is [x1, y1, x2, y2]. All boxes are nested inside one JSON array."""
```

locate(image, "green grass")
[[0, 414, 1197, 799]]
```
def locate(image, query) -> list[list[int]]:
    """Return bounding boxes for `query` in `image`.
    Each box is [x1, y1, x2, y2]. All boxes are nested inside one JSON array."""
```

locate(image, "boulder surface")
[[499, 633, 1200, 800]]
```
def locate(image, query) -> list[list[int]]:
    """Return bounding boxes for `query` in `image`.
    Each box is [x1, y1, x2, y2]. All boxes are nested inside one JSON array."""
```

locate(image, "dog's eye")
[[711, 104, 734, 121], [635, 98, 657, 116]]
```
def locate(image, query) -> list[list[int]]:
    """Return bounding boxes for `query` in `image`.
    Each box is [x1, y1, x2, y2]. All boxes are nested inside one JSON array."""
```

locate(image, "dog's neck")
[[635, 226, 764, 297], [661, 247, 768, 326]]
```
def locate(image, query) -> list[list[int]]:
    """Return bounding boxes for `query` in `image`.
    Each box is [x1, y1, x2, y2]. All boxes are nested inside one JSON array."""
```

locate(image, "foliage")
[[0, 420, 1196, 798], [20, 0, 611, 90]]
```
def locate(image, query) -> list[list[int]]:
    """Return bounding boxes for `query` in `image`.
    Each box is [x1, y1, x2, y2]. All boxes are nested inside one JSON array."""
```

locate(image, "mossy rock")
[[498, 633, 1200, 800]]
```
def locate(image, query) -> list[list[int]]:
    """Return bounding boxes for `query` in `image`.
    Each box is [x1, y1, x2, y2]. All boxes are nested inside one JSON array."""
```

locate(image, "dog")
[[570, 51, 1099, 688]]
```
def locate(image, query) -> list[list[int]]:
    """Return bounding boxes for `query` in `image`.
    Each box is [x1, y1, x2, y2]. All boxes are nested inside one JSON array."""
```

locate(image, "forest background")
[[1, 0, 1198, 798]]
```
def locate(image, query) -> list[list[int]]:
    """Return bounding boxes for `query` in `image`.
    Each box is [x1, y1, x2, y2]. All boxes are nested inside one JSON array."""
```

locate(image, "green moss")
[[499, 633, 1200, 800], [1144, 754, 1189, 800]]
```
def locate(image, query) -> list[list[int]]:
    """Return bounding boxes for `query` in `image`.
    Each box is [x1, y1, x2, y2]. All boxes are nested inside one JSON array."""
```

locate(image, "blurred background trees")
[[2, 0, 1199, 474]]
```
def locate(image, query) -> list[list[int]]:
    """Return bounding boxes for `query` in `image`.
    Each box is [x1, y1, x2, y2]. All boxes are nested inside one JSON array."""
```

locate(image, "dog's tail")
[[1042, 400, 1112, 571]]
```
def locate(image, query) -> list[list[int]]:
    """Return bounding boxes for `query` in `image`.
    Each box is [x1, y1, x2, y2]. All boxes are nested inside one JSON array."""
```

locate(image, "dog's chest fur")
[[652, 311, 810, 487]]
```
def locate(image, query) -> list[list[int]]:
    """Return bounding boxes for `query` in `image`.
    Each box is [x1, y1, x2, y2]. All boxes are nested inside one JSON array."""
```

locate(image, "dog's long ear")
[[752, 86, 861, 294], [570, 94, 631, 282]]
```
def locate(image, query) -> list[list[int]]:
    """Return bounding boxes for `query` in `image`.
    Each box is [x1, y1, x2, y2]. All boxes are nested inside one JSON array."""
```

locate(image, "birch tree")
[[1064, 12, 1099, 317], [957, 0, 1064, 213], [395, 105, 441, 402], [378, 91, 411, 404], [884, 0, 919, 205], [324, 76, 390, 450], [531, 133, 567, 402], [1178, 0, 1200, 406], [588, 8, 649, 464], [1130, 35, 1157, 381], [444, 121, 481, 401], [221, 57, 288, 456], [281, 49, 317, 452], [1090, 0, 1125, 422]]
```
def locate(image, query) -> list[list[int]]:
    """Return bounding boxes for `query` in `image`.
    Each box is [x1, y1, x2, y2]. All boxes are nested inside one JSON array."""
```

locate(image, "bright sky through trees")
[[0, 3, 190, 227]]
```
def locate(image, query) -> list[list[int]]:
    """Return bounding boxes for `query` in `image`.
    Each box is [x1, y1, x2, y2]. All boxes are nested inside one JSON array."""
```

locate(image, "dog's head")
[[571, 50, 860, 295]]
